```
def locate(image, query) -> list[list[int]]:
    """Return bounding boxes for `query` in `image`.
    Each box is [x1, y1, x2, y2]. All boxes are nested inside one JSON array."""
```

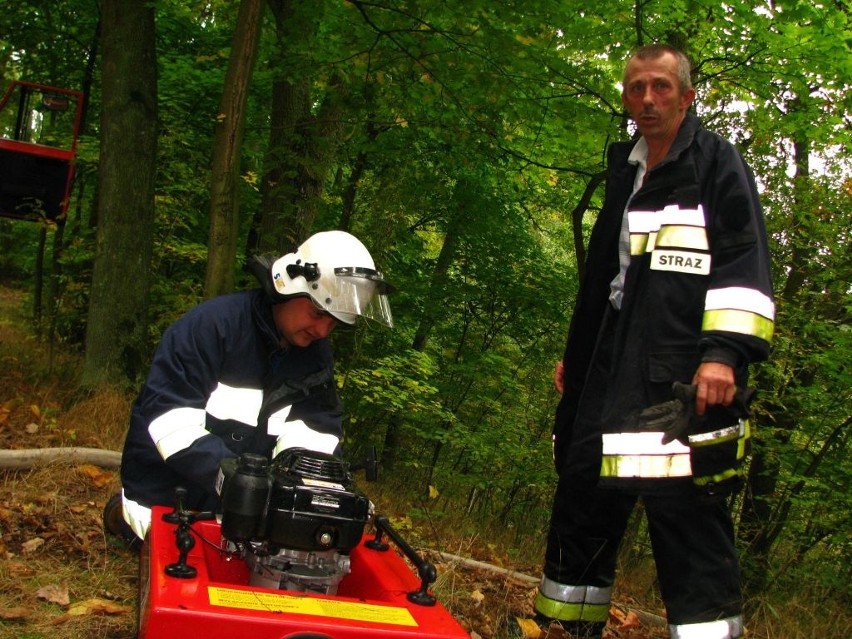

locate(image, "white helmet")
[[269, 231, 394, 327]]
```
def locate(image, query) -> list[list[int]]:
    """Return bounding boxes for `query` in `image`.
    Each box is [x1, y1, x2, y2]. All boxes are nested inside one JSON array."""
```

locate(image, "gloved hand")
[[638, 382, 756, 446], [638, 382, 697, 445]]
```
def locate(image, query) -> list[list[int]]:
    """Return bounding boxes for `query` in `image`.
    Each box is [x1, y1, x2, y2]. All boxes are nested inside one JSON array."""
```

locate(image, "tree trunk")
[[204, 0, 264, 297], [81, 0, 157, 388], [250, 0, 347, 254], [250, 0, 307, 254]]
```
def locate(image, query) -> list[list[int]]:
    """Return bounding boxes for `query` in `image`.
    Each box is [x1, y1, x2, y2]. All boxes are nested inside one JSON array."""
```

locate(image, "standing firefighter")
[[512, 45, 774, 639], [110, 230, 393, 541]]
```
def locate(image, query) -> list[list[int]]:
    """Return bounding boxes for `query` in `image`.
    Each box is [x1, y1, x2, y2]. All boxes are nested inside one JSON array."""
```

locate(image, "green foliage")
[[1, 0, 850, 612], [341, 348, 454, 454]]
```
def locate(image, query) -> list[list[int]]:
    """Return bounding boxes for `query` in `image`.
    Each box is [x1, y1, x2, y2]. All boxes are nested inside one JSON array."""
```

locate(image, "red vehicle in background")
[[0, 81, 84, 224]]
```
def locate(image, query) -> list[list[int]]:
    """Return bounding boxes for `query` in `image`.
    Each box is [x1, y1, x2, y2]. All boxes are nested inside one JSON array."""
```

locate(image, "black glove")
[[638, 382, 756, 446], [638, 382, 697, 445]]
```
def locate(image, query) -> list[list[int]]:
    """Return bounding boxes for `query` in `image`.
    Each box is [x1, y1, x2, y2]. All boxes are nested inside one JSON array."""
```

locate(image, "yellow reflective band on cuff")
[[534, 592, 609, 623], [655, 225, 709, 250], [702, 309, 775, 341]]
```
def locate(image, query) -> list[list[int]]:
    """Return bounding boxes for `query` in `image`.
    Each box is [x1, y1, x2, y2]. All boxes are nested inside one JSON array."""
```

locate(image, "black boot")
[[505, 614, 602, 639]]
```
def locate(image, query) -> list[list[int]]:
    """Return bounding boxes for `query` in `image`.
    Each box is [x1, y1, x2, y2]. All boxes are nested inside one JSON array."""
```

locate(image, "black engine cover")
[[265, 449, 370, 551]]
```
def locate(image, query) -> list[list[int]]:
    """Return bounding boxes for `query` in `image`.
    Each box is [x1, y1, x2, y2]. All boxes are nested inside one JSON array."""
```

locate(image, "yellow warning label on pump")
[[207, 586, 418, 627]]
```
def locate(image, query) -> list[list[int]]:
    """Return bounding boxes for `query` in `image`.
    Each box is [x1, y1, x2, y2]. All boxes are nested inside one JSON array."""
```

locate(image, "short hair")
[[624, 44, 693, 92]]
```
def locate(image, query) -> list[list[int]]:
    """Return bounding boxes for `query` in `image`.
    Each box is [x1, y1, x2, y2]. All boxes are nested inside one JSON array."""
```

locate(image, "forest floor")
[[0, 285, 670, 639]]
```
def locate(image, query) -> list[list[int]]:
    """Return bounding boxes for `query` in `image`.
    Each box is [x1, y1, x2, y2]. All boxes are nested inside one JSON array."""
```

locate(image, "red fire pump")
[[0, 81, 83, 224], [137, 449, 471, 639]]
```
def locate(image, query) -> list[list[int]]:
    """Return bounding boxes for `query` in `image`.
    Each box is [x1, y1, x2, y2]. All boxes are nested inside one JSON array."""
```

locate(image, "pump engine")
[[217, 448, 371, 595]]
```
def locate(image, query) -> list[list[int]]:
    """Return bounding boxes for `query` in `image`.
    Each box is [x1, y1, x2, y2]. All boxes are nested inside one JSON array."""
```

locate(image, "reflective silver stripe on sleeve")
[[205, 383, 263, 426], [272, 419, 340, 458], [266, 404, 293, 436], [669, 615, 744, 639], [705, 287, 775, 320], [149, 406, 208, 460]]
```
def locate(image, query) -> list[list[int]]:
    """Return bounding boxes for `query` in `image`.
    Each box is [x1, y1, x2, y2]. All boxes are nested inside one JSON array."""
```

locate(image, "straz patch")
[[651, 250, 711, 275]]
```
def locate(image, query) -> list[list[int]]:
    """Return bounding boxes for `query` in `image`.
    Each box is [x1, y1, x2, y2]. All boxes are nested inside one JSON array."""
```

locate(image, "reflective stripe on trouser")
[[534, 577, 611, 623], [122, 490, 152, 540], [670, 615, 744, 638]]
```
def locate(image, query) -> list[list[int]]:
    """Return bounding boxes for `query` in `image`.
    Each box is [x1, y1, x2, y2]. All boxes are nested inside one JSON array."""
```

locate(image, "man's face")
[[621, 52, 695, 143], [273, 296, 338, 348]]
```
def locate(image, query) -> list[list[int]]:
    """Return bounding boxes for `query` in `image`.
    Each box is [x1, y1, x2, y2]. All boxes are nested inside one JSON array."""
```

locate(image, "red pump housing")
[[138, 505, 471, 639]]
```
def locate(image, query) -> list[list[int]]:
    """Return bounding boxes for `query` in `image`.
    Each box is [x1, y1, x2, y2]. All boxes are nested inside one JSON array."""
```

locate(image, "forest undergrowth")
[[0, 284, 841, 638]]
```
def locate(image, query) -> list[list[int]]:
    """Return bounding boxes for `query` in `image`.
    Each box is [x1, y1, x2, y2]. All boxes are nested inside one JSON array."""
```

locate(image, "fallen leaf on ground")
[[5, 560, 35, 576], [52, 597, 132, 624], [21, 537, 45, 553], [77, 464, 115, 488], [37, 582, 70, 606], [0, 606, 30, 621]]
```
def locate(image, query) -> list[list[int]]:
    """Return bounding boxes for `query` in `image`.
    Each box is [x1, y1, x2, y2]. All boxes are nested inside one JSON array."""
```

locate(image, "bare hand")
[[692, 362, 736, 415], [554, 361, 564, 394]]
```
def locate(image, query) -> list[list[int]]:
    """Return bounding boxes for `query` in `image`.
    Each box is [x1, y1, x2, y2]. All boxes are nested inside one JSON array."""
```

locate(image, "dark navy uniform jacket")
[[120, 290, 342, 512], [554, 114, 775, 490]]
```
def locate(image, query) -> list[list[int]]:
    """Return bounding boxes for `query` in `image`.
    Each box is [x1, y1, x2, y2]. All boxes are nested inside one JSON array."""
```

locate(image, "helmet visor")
[[314, 267, 394, 327]]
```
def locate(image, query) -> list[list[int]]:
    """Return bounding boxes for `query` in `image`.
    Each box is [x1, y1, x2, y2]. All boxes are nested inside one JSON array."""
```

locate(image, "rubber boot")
[[506, 614, 602, 639]]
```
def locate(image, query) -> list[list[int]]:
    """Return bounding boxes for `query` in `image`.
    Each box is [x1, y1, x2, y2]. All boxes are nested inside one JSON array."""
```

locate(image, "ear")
[[681, 87, 696, 110]]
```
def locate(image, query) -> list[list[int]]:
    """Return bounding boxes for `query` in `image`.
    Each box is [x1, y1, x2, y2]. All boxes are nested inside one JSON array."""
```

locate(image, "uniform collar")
[[627, 137, 648, 167], [660, 112, 700, 165], [251, 290, 286, 352]]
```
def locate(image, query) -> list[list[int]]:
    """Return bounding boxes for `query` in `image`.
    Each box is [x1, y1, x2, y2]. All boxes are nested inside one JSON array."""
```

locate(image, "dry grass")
[[0, 285, 845, 639], [0, 287, 136, 638], [0, 464, 135, 639]]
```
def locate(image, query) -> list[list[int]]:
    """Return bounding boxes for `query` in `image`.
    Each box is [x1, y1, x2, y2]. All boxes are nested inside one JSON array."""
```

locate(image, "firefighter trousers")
[[537, 477, 743, 635]]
